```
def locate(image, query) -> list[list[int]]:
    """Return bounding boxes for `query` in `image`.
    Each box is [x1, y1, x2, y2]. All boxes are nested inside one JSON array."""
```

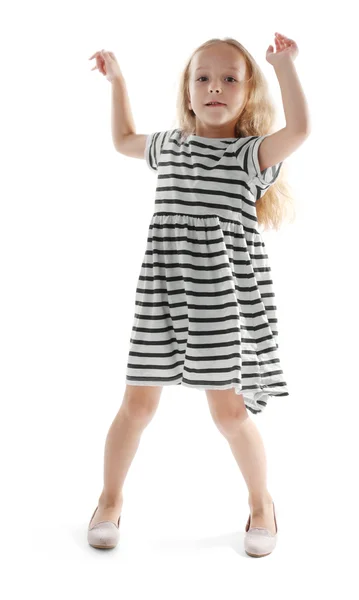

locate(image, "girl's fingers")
[[89, 51, 101, 60], [89, 49, 112, 75], [88, 49, 106, 60], [275, 32, 292, 42], [90, 62, 104, 73]]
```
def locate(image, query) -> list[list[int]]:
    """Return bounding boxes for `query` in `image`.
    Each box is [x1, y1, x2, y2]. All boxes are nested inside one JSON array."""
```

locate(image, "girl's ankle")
[[98, 492, 123, 508], [248, 493, 273, 510]]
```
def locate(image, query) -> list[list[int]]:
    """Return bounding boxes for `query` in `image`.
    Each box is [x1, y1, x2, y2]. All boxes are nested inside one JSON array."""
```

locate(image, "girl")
[[87, 33, 310, 556]]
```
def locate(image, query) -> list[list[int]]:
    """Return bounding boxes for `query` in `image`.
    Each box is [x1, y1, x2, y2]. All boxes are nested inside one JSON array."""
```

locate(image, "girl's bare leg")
[[205, 388, 276, 535], [90, 384, 163, 527]]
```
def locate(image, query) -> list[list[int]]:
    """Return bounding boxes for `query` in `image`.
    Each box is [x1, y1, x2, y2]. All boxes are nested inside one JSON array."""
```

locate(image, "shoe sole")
[[89, 543, 118, 549], [245, 550, 272, 558]]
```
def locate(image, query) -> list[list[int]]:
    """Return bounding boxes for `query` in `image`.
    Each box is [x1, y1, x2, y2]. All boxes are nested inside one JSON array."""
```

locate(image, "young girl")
[[87, 33, 310, 557]]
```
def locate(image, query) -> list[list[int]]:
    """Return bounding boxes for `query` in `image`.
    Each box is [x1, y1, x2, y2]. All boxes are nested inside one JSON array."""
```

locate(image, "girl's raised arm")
[[111, 77, 146, 157], [89, 49, 147, 158]]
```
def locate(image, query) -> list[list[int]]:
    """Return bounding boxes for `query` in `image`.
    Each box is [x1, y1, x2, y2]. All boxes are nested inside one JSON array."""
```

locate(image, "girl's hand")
[[88, 49, 123, 83], [266, 32, 299, 67]]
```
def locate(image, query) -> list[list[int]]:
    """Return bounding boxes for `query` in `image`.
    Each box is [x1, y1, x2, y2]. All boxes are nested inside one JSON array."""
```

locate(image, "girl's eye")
[[197, 76, 236, 82]]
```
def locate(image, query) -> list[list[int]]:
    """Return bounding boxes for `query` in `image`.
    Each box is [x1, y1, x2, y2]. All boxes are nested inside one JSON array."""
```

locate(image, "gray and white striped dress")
[[125, 128, 289, 414]]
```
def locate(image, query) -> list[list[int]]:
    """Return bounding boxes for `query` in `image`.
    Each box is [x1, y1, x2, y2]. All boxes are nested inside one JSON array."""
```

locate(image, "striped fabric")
[[125, 129, 289, 414]]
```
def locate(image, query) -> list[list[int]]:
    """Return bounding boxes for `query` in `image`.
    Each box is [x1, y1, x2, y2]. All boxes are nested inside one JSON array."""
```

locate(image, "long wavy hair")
[[172, 38, 296, 232]]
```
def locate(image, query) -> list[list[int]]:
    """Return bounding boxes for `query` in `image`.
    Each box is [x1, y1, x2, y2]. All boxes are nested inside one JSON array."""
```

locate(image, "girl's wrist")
[[112, 74, 125, 85]]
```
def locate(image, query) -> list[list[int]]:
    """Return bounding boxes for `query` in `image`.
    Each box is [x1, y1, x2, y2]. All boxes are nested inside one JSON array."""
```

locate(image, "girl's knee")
[[122, 385, 162, 423], [206, 388, 248, 435]]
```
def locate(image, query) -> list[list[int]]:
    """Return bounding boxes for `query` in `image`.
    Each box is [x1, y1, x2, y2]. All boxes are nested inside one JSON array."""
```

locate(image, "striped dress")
[[125, 128, 289, 414]]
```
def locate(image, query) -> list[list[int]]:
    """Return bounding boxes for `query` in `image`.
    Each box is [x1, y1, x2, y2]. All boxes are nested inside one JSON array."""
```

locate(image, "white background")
[[1, 0, 359, 596]]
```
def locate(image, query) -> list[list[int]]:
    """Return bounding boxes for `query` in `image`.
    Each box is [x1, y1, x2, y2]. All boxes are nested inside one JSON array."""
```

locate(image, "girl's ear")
[[188, 95, 192, 111]]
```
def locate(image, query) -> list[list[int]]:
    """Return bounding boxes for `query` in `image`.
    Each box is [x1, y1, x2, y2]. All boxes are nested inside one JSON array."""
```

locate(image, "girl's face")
[[188, 44, 249, 138]]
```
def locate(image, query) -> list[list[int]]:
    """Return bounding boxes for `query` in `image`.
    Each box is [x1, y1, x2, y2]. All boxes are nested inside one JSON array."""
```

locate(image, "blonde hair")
[[174, 37, 296, 232]]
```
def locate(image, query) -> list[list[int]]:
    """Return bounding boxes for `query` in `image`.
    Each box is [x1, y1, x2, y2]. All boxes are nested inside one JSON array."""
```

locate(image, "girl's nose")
[[208, 81, 222, 93]]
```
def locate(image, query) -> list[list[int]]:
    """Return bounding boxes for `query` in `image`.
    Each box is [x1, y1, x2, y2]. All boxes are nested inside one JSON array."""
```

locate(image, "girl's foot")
[[89, 494, 123, 528], [248, 500, 276, 536]]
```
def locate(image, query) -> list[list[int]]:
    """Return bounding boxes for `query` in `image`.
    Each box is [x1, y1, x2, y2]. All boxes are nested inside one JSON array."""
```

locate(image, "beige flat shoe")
[[87, 506, 121, 549], [244, 502, 278, 558]]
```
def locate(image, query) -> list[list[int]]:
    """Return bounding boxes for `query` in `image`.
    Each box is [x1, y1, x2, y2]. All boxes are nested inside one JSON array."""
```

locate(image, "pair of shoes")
[[87, 506, 121, 549], [244, 502, 278, 558]]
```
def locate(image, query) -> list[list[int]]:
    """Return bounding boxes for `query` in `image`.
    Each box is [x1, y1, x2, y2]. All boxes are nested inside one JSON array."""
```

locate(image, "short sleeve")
[[145, 129, 177, 172], [235, 134, 283, 198]]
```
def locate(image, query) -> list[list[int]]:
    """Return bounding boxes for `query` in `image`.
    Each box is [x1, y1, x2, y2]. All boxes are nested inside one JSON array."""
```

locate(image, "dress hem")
[[125, 378, 289, 415]]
